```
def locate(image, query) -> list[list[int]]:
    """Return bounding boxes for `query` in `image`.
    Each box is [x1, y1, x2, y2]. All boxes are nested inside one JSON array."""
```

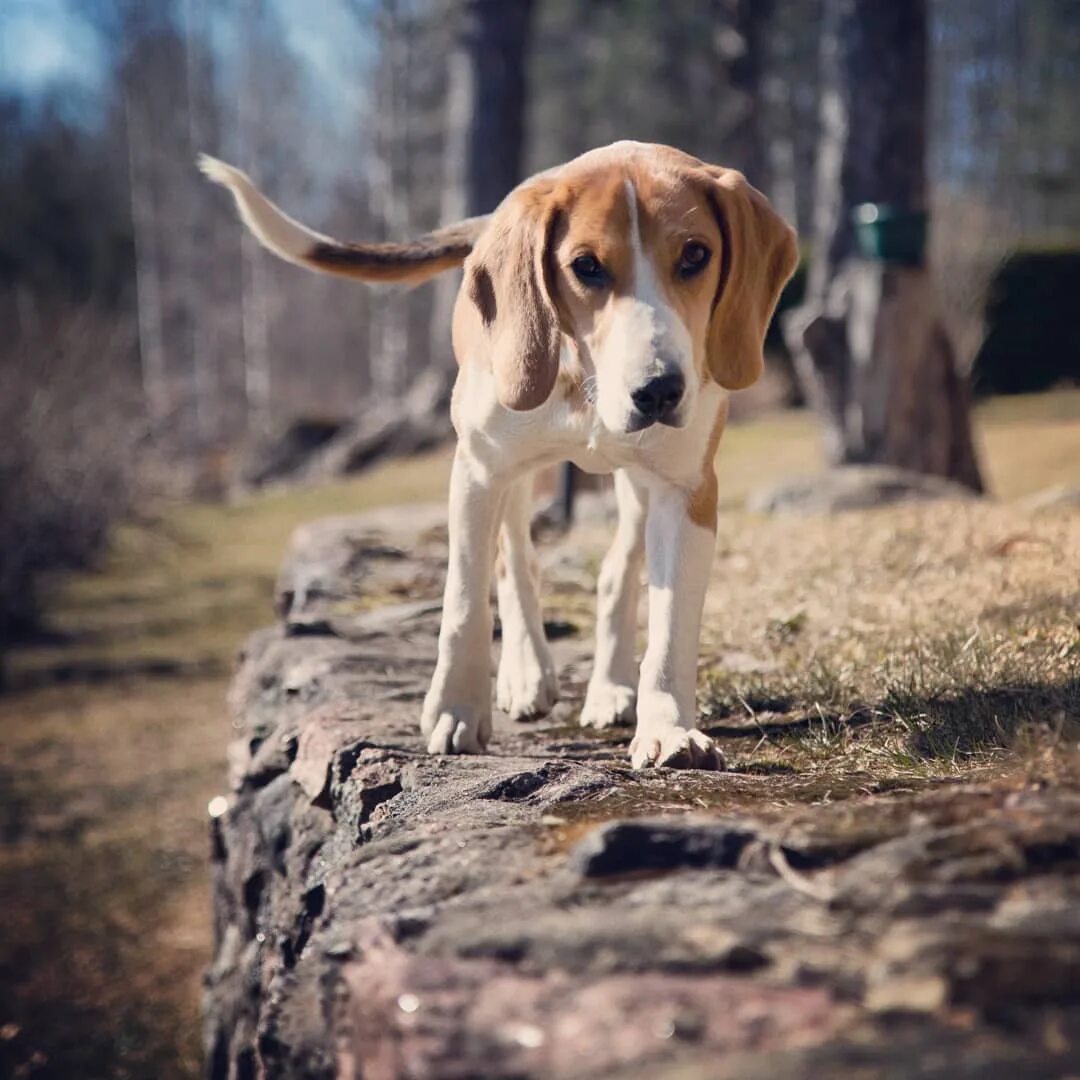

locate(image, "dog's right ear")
[[463, 180, 562, 411]]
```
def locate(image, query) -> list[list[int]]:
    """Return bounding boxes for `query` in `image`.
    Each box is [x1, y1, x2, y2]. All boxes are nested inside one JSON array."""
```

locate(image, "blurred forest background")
[[2, 0, 1079, 652], [1, 2, 1079, 1076]]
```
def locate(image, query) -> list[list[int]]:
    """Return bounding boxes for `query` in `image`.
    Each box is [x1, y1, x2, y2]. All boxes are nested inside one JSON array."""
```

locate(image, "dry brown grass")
[[697, 500, 1080, 782], [0, 678, 223, 1078], [711, 387, 1080, 506]]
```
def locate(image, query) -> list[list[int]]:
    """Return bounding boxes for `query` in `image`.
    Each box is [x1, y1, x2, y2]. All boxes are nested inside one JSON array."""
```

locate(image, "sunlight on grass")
[[10, 447, 453, 682], [0, 677, 226, 1079], [715, 386, 1080, 505], [975, 387, 1080, 498]]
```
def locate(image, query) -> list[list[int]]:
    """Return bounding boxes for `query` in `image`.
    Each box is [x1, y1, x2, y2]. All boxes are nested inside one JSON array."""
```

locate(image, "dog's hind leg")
[[580, 469, 647, 729], [422, 448, 507, 754], [495, 473, 558, 720]]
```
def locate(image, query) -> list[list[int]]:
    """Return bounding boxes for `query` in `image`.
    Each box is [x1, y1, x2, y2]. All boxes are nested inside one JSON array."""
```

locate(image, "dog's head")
[[460, 141, 798, 435]]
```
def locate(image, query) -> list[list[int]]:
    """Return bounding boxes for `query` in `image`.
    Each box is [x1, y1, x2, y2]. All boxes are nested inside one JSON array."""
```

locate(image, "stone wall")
[[204, 508, 1080, 1079]]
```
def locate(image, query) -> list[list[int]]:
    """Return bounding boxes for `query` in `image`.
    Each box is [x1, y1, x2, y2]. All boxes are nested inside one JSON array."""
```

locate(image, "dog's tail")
[[198, 154, 487, 285]]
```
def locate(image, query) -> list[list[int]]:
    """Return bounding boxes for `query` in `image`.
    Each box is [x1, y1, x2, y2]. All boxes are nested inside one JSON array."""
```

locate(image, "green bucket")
[[852, 204, 928, 265]]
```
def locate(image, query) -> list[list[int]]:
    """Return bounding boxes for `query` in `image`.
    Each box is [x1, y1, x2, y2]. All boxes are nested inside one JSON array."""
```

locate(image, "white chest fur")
[[451, 361, 725, 491]]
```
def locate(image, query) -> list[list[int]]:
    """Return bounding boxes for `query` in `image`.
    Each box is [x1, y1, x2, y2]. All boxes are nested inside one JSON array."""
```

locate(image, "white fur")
[[630, 474, 721, 769], [495, 478, 558, 720], [197, 154, 335, 268], [592, 181, 697, 434], [421, 447, 502, 754], [581, 469, 646, 729]]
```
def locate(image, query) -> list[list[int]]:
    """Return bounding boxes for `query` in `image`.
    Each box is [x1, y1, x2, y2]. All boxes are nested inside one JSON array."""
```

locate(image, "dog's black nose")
[[631, 372, 685, 423]]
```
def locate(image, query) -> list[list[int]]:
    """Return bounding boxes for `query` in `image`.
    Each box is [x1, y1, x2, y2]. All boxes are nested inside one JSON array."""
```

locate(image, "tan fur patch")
[[556, 365, 588, 411], [540, 151, 727, 392], [449, 144, 794, 415], [495, 531, 508, 581], [687, 399, 729, 530]]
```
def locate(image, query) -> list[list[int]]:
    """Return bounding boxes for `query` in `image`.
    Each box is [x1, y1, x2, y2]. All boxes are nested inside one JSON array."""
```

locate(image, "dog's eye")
[[571, 253, 608, 288], [677, 241, 711, 279]]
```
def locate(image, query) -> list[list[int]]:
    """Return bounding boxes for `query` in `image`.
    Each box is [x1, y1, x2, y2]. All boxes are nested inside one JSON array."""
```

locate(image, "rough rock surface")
[[232, 373, 455, 494], [205, 510, 1080, 1079], [747, 465, 978, 515]]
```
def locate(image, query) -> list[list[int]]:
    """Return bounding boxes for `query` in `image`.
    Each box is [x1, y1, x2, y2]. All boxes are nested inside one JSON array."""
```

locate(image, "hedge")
[[972, 249, 1080, 395], [765, 248, 1080, 397]]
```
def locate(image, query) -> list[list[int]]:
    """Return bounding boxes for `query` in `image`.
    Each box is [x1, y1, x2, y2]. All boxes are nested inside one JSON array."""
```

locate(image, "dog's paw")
[[496, 644, 557, 721], [629, 726, 724, 771], [580, 679, 636, 729], [421, 658, 493, 754], [424, 709, 490, 755]]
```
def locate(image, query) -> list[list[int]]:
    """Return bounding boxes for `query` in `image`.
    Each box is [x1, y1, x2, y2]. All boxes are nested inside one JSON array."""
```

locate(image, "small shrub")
[[0, 306, 145, 669]]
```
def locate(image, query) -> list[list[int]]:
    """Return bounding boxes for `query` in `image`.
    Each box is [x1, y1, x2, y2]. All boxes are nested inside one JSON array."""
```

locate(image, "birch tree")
[[237, 0, 273, 436], [368, 0, 413, 403], [183, 0, 218, 444], [124, 88, 169, 425]]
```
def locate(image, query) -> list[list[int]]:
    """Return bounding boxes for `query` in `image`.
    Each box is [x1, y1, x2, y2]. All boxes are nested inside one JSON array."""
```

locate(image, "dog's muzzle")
[[627, 371, 685, 431]]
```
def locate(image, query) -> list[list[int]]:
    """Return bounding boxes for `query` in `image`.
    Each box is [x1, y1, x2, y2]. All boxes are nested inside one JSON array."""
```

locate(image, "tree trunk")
[[725, 0, 773, 192], [761, 7, 800, 229], [462, 0, 535, 216], [124, 91, 169, 426], [429, 0, 535, 373], [184, 0, 218, 446], [787, 0, 984, 492], [428, 36, 472, 372], [369, 0, 412, 403], [238, 0, 273, 437]]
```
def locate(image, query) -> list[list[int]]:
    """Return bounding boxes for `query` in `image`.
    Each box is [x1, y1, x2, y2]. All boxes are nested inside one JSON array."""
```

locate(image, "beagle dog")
[[201, 141, 797, 770]]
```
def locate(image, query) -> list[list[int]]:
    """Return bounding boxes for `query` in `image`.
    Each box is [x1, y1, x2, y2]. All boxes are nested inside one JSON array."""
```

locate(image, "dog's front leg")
[[630, 475, 723, 770], [581, 469, 647, 729], [422, 447, 506, 754]]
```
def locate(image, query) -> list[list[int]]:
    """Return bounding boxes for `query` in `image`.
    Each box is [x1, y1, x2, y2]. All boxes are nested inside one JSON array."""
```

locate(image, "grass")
[[712, 386, 1080, 506], [0, 391, 1077, 1077], [695, 500, 1080, 784], [10, 448, 455, 683], [0, 679, 225, 1079]]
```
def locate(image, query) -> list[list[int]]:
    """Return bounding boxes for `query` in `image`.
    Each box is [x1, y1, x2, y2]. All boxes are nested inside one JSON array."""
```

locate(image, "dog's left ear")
[[701, 168, 798, 391]]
